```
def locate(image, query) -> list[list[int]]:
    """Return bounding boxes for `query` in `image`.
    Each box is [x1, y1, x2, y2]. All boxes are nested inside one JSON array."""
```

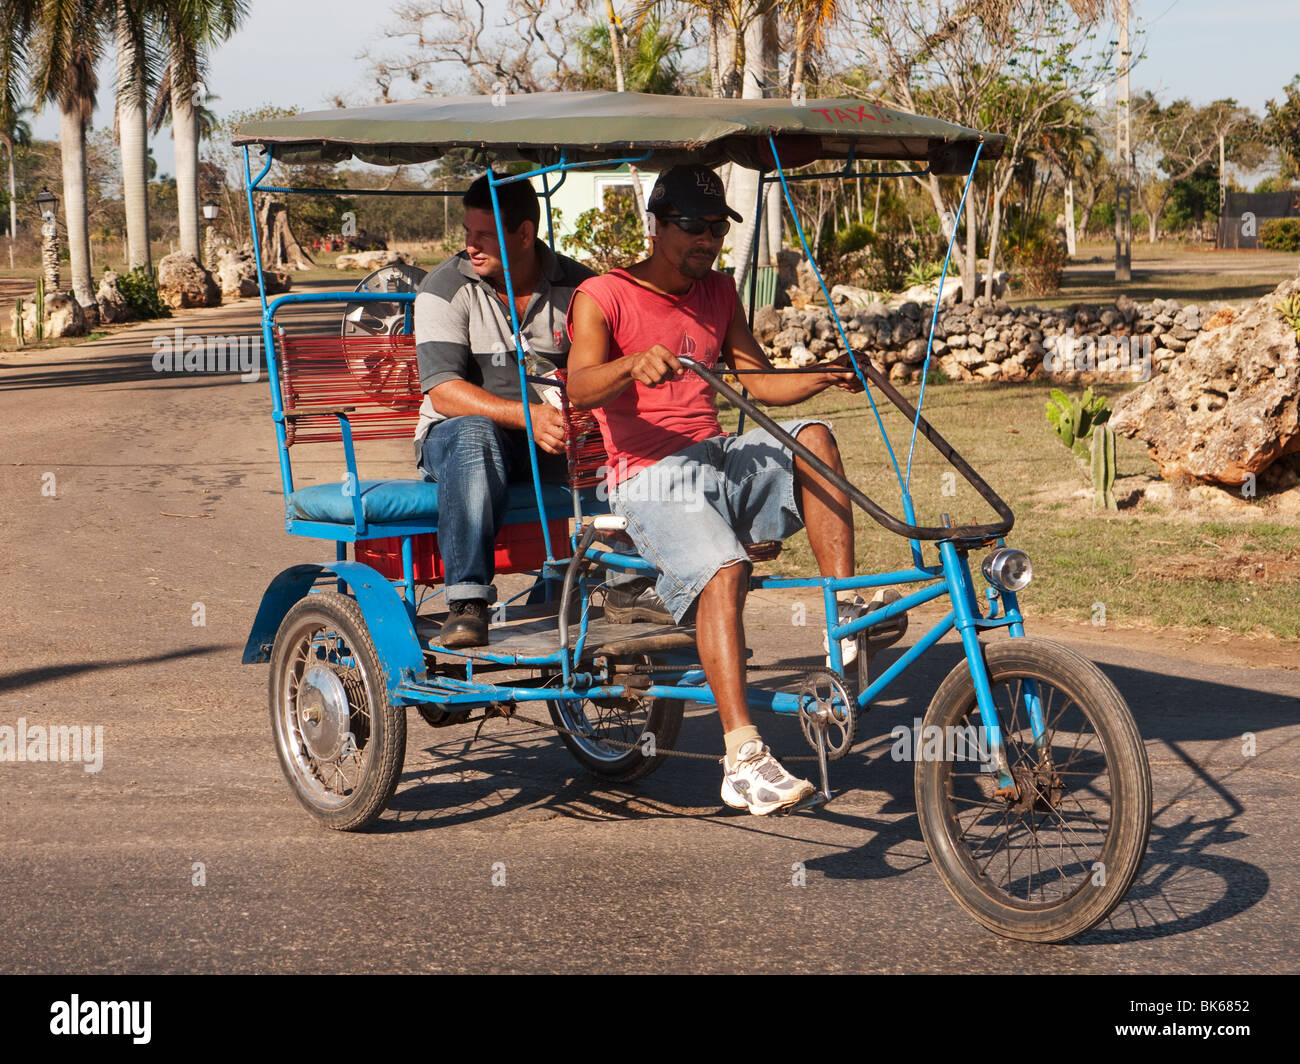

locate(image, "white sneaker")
[[720, 739, 816, 816], [823, 590, 907, 668], [823, 595, 866, 668]]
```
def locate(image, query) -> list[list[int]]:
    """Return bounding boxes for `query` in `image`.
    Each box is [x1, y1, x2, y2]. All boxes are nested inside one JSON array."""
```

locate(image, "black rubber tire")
[[915, 637, 1151, 943], [268, 592, 406, 830], [548, 681, 684, 783]]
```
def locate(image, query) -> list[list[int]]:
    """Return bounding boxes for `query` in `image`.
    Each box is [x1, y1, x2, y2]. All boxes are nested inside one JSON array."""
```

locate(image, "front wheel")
[[268, 592, 406, 830], [915, 637, 1151, 943]]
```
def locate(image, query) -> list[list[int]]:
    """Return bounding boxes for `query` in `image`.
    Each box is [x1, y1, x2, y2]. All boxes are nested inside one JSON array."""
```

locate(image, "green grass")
[[722, 379, 1300, 641]]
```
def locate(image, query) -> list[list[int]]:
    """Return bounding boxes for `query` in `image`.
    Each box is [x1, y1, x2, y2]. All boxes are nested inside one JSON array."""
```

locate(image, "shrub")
[[1006, 235, 1067, 295], [905, 260, 944, 288], [564, 188, 644, 273], [1260, 217, 1300, 252], [116, 267, 170, 320]]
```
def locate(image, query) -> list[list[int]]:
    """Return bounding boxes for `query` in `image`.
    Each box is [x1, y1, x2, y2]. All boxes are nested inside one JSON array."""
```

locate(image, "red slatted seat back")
[[277, 332, 422, 445], [558, 373, 612, 495]]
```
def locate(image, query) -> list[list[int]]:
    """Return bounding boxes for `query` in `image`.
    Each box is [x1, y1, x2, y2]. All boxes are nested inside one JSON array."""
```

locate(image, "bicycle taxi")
[[234, 91, 1151, 943]]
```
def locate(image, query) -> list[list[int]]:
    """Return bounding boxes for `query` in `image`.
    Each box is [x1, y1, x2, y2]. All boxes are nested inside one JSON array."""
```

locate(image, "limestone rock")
[[217, 246, 272, 299], [11, 291, 89, 339], [335, 250, 413, 271], [751, 304, 781, 345], [830, 283, 879, 307], [1112, 275, 1300, 485], [96, 272, 133, 324], [158, 251, 221, 309]]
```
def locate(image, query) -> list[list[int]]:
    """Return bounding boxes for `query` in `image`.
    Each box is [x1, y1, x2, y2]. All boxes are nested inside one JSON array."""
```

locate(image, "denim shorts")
[[610, 420, 829, 622]]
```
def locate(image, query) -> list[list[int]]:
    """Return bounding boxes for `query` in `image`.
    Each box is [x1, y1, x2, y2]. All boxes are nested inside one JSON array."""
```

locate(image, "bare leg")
[[695, 560, 753, 734], [792, 424, 853, 579]]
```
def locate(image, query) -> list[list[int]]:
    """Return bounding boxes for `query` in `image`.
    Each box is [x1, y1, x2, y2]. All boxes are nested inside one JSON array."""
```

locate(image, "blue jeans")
[[420, 415, 565, 605], [611, 421, 829, 622]]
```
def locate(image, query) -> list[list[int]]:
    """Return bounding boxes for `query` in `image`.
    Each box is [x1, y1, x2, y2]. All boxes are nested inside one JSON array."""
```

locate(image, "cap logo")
[[694, 171, 721, 195]]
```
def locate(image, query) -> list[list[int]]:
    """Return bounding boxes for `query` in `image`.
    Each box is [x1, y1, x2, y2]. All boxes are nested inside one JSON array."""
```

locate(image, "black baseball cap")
[[646, 164, 743, 222]]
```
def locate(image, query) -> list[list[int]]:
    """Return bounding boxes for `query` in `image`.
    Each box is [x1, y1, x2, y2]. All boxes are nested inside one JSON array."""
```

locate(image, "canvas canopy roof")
[[233, 90, 1004, 175]]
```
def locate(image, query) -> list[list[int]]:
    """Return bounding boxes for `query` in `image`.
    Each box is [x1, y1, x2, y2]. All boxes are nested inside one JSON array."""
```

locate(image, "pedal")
[[775, 790, 829, 816]]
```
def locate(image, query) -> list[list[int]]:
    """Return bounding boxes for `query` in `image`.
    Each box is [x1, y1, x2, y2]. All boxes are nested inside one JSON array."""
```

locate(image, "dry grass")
[[724, 378, 1300, 641]]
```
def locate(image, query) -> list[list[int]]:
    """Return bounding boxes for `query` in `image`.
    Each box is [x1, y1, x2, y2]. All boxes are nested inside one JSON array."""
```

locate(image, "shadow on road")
[[0, 645, 232, 694], [366, 638, 1293, 942]]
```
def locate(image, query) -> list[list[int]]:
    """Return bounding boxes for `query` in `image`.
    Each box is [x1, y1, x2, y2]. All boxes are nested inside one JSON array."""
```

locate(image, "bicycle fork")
[[938, 541, 1046, 799]]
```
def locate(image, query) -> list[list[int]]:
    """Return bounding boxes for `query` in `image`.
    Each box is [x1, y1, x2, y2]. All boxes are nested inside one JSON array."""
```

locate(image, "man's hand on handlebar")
[[816, 353, 866, 393], [627, 344, 683, 388]]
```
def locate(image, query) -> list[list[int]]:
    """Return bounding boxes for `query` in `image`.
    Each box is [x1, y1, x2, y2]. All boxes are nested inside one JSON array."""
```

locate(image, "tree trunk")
[[964, 195, 977, 302], [984, 168, 1014, 300], [1064, 177, 1076, 256], [790, 12, 807, 94], [1078, 179, 1100, 242], [258, 197, 315, 271], [765, 182, 782, 264], [729, 15, 766, 290], [59, 105, 95, 309], [117, 3, 151, 271], [171, 78, 201, 258], [5, 139, 15, 269]]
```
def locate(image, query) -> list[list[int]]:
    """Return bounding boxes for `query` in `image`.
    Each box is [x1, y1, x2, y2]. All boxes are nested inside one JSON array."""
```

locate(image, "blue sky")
[[23, 0, 1300, 177]]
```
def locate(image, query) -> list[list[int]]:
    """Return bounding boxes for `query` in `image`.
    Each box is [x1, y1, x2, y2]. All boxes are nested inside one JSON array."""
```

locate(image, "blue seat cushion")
[[287, 478, 583, 526]]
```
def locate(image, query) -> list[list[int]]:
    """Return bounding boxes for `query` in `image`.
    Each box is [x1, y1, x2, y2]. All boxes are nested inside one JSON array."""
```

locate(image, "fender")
[[242, 562, 427, 695]]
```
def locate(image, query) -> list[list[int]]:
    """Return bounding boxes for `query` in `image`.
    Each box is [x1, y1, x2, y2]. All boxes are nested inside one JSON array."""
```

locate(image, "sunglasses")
[[662, 215, 730, 237]]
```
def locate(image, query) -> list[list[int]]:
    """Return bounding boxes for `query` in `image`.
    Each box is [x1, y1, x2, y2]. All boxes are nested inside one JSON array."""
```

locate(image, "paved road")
[[1, 292, 1297, 973]]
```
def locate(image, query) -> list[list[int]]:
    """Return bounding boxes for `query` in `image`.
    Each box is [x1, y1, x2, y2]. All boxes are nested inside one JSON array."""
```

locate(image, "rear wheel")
[[915, 637, 1151, 943], [268, 592, 406, 830], [548, 660, 684, 782]]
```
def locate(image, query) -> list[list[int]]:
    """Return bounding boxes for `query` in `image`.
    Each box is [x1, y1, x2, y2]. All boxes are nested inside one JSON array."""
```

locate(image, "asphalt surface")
[[1, 289, 1297, 974]]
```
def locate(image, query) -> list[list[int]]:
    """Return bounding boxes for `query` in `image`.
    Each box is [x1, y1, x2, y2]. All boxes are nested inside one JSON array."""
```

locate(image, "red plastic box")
[[354, 519, 571, 585]]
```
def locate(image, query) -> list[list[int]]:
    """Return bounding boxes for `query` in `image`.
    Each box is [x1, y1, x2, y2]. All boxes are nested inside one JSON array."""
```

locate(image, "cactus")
[[34, 274, 45, 343], [1046, 386, 1110, 459], [1090, 423, 1117, 510], [14, 299, 23, 347], [1277, 294, 1300, 337]]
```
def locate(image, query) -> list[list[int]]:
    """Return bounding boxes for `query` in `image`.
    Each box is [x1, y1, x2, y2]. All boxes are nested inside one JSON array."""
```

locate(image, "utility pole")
[[1114, 0, 1132, 282]]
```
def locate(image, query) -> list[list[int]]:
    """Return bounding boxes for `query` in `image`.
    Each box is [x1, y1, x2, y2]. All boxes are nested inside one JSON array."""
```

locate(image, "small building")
[[1216, 190, 1300, 249], [540, 163, 657, 252]]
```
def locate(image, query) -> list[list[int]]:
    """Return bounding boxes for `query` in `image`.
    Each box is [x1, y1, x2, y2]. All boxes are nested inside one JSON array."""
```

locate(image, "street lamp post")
[[202, 200, 220, 270], [35, 186, 60, 292]]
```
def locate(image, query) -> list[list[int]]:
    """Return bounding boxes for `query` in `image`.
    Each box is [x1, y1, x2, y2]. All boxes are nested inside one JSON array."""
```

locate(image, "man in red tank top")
[[566, 165, 864, 816]]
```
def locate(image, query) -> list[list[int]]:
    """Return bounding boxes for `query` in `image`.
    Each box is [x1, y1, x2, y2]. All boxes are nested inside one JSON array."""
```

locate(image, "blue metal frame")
[[239, 132, 1039, 778]]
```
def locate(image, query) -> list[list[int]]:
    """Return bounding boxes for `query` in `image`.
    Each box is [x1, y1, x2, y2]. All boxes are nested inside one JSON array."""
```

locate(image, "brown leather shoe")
[[440, 599, 489, 648], [603, 579, 675, 625]]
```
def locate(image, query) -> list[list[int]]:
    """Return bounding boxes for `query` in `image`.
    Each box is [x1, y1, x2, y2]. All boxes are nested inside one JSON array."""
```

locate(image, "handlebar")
[[677, 356, 1015, 543]]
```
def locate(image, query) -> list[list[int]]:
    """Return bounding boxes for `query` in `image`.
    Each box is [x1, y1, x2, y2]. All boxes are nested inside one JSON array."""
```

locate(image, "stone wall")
[[752, 294, 1234, 385]]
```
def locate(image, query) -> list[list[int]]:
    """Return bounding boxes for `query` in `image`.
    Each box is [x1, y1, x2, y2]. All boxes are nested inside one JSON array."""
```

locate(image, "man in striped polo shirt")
[[412, 173, 595, 647]]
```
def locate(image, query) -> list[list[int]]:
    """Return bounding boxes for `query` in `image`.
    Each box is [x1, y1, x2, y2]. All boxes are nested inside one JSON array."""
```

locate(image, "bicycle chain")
[[470, 702, 826, 763]]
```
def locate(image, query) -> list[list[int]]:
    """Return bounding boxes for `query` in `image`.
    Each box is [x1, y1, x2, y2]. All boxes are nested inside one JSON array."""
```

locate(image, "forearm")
[[743, 371, 834, 407], [428, 379, 528, 429], [566, 358, 636, 410]]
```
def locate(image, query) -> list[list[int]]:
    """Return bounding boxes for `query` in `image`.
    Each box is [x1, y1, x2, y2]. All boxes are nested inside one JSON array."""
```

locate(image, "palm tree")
[[1, 2, 38, 268], [151, 0, 246, 260], [29, 0, 109, 313], [1, 104, 33, 266], [115, 0, 158, 271]]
